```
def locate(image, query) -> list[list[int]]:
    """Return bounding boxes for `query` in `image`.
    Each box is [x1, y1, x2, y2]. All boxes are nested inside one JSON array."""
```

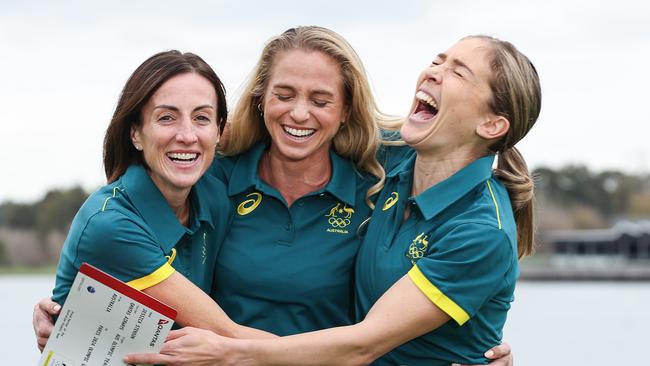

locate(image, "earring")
[[134, 144, 142, 151], [257, 103, 264, 116]]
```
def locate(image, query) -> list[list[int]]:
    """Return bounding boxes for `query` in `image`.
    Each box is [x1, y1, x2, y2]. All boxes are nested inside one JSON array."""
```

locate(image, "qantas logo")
[[150, 319, 170, 346]]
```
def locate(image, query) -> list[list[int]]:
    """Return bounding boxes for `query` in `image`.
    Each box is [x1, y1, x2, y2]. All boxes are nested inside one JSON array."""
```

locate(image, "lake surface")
[[4, 276, 649, 365]]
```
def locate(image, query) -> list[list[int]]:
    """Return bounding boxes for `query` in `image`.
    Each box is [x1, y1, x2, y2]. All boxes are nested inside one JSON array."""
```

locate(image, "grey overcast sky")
[[1, 0, 649, 202]]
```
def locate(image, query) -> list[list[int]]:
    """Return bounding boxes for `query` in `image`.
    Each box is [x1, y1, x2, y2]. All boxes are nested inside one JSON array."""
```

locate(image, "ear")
[[341, 104, 351, 125], [476, 115, 510, 141], [130, 125, 142, 151]]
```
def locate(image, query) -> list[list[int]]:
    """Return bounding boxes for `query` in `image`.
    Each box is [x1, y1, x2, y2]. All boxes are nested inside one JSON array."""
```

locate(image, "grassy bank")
[[0, 265, 56, 276]]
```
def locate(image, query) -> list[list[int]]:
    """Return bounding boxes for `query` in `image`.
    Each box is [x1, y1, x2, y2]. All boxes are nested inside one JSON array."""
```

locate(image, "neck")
[[170, 198, 190, 227], [259, 146, 332, 207], [411, 147, 486, 197], [150, 174, 192, 226]]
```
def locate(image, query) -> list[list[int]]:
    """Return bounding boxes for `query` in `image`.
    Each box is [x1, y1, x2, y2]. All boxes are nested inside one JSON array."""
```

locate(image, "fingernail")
[[53, 304, 61, 312], [485, 350, 494, 358]]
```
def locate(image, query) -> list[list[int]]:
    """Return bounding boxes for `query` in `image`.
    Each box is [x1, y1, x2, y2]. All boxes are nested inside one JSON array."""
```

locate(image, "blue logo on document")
[[86, 286, 96, 293]]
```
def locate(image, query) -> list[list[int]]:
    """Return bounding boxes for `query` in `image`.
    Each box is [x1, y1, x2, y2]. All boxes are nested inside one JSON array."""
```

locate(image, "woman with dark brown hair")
[[35, 51, 270, 354]]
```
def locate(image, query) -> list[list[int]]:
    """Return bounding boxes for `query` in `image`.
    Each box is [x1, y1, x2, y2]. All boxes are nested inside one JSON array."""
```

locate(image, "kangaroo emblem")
[[325, 202, 355, 232]]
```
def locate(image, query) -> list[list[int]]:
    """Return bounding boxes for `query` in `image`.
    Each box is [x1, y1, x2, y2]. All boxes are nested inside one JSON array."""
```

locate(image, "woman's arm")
[[126, 274, 513, 366], [126, 274, 449, 366], [142, 271, 275, 339], [248, 274, 449, 365], [32, 273, 274, 353]]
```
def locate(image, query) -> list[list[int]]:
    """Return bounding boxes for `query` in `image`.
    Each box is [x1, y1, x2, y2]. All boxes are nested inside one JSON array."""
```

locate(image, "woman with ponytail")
[[127, 34, 536, 366]]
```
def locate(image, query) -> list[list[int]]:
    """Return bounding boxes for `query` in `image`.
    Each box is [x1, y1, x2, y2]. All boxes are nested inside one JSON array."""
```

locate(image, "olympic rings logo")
[[407, 246, 425, 259], [237, 192, 262, 215], [382, 192, 399, 211], [405, 232, 429, 263], [328, 217, 351, 227]]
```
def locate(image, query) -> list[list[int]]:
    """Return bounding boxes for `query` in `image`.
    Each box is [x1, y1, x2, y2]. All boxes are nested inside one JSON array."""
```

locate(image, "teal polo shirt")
[[356, 150, 519, 365], [208, 143, 375, 336], [53, 164, 232, 306]]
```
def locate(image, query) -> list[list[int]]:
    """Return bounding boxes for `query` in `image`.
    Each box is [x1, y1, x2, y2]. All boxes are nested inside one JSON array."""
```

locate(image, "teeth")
[[283, 126, 316, 137], [416, 91, 438, 109], [167, 152, 198, 161]]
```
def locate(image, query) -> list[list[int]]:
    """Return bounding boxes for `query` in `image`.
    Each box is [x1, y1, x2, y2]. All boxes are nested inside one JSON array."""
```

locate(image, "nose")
[[289, 99, 310, 123], [426, 66, 443, 84], [175, 118, 198, 144]]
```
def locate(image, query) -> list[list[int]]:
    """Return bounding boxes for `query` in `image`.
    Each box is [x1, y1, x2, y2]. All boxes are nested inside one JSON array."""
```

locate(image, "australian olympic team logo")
[[325, 202, 355, 234], [382, 192, 399, 211], [237, 192, 262, 215], [406, 232, 429, 264]]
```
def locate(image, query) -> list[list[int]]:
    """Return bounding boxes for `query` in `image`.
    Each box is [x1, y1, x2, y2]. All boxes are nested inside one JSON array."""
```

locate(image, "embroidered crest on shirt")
[[237, 192, 262, 215], [406, 232, 429, 264], [382, 192, 399, 211], [325, 202, 354, 234]]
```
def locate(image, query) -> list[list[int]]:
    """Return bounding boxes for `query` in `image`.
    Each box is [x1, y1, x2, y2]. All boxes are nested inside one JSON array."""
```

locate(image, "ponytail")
[[494, 147, 535, 258], [466, 35, 541, 258]]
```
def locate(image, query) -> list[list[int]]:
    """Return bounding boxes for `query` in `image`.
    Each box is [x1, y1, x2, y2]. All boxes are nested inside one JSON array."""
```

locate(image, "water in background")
[[5, 276, 649, 365]]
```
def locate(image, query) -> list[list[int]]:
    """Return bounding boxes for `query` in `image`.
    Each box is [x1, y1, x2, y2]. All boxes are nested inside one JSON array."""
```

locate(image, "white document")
[[38, 263, 177, 366]]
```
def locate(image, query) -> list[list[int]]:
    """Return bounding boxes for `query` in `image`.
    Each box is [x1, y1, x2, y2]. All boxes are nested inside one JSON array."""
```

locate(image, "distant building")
[[540, 220, 650, 260]]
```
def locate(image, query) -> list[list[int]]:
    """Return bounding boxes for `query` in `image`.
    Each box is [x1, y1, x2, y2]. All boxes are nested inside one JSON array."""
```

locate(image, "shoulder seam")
[[485, 181, 502, 229], [101, 186, 124, 211]]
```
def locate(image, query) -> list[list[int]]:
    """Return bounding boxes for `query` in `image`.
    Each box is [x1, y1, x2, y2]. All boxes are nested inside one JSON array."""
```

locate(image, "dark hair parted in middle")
[[103, 50, 228, 183]]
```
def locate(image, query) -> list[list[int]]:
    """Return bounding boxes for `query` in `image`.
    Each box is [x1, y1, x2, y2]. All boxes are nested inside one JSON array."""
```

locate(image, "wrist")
[[234, 338, 258, 366]]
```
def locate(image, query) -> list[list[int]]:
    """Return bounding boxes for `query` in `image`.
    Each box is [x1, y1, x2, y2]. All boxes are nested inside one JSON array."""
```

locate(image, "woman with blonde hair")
[[207, 26, 397, 336]]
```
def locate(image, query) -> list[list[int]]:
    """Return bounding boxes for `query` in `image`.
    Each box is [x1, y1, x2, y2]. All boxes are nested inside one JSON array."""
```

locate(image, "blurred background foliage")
[[1, 166, 649, 267]]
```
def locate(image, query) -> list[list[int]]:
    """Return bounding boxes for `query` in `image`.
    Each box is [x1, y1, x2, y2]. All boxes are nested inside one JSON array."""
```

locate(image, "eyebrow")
[[437, 53, 475, 76], [272, 84, 335, 98], [153, 104, 215, 112]]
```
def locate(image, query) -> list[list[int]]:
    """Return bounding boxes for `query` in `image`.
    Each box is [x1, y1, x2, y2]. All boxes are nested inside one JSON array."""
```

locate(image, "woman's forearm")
[[242, 275, 450, 365], [243, 324, 379, 366], [143, 272, 275, 339]]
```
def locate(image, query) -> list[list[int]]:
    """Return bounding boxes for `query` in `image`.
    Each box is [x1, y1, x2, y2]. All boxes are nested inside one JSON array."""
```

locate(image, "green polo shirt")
[[53, 164, 232, 306], [356, 150, 519, 365], [208, 143, 375, 336]]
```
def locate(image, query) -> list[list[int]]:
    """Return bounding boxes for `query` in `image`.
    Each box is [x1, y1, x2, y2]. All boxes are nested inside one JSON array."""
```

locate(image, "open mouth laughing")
[[410, 90, 439, 123]]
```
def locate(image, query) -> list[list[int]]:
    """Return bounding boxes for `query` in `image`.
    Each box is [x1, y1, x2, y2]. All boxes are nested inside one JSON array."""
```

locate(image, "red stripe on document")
[[79, 262, 177, 320]]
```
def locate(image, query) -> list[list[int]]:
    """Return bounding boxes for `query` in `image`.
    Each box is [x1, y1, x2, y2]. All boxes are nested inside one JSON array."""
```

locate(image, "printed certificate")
[[38, 263, 177, 366]]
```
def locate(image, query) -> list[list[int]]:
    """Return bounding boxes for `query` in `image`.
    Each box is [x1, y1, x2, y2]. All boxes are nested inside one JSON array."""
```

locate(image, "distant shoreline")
[[0, 265, 56, 276]]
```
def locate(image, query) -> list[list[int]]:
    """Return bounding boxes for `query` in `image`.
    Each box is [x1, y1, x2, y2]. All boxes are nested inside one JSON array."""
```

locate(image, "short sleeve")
[[75, 211, 174, 290], [408, 223, 514, 325]]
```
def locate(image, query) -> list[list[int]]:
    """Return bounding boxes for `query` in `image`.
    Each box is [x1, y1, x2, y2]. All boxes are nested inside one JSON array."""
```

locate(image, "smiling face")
[[401, 37, 499, 156], [131, 72, 219, 199], [262, 49, 348, 163]]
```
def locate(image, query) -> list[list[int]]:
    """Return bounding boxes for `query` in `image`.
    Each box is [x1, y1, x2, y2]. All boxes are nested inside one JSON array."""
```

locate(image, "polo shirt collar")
[[325, 149, 357, 206], [386, 148, 416, 179], [411, 155, 496, 221], [189, 175, 216, 232], [121, 165, 187, 250], [226, 143, 357, 207], [227, 142, 266, 197]]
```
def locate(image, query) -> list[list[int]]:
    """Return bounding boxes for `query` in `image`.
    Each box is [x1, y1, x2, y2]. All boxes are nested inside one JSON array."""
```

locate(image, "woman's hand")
[[453, 342, 513, 366], [124, 327, 252, 366], [33, 297, 61, 351]]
